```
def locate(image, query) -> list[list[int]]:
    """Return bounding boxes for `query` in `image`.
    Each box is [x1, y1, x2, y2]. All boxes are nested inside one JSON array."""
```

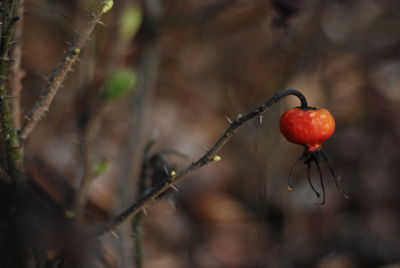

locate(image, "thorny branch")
[[19, 0, 112, 141], [94, 88, 308, 236]]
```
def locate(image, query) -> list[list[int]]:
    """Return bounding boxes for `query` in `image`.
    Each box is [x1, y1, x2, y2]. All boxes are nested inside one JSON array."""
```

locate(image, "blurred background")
[[20, 0, 400, 267]]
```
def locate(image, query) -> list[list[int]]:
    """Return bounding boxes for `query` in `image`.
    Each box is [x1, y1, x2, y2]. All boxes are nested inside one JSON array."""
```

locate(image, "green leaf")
[[102, 68, 137, 100], [92, 159, 110, 177], [120, 5, 142, 39]]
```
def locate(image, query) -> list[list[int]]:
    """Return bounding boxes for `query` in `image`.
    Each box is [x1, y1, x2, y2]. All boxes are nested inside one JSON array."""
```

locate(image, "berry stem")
[[251, 88, 308, 118], [275, 88, 308, 109]]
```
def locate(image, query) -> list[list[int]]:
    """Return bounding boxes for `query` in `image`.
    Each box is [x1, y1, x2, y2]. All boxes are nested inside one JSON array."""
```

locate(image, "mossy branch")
[[19, 0, 113, 141], [0, 0, 21, 181], [9, 0, 25, 130], [94, 89, 308, 236]]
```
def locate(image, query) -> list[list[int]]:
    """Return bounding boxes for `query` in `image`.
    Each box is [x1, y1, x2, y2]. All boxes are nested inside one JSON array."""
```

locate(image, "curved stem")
[[288, 151, 311, 190], [306, 161, 320, 198], [314, 159, 325, 205], [131, 143, 153, 268], [93, 88, 309, 236], [320, 150, 349, 199]]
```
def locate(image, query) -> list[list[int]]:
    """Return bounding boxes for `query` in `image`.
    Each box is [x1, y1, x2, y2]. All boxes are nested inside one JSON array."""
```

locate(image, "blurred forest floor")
[[19, 0, 400, 267]]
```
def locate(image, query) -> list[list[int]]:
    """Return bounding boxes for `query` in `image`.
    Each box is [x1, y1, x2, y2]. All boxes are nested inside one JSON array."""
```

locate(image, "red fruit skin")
[[279, 107, 335, 152]]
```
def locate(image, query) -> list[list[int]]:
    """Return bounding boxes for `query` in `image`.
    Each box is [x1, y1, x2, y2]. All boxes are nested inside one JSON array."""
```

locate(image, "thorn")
[[142, 208, 148, 215], [111, 231, 119, 238], [203, 146, 209, 152], [170, 184, 179, 192], [97, 20, 106, 26], [163, 164, 169, 175], [225, 116, 232, 124]]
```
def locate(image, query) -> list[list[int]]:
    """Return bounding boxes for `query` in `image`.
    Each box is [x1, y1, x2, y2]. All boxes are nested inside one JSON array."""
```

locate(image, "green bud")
[[213, 155, 221, 161]]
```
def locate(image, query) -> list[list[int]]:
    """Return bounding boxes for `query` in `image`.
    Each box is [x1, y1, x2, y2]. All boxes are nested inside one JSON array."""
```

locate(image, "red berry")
[[279, 107, 335, 152]]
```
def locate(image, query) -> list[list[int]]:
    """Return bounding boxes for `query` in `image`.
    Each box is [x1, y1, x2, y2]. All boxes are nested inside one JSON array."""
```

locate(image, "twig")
[[0, 0, 21, 181], [9, 0, 25, 130], [73, 107, 103, 218], [19, 0, 112, 141], [116, 0, 162, 206], [132, 143, 152, 268], [133, 212, 144, 268], [112, 1, 162, 266], [94, 88, 308, 236]]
